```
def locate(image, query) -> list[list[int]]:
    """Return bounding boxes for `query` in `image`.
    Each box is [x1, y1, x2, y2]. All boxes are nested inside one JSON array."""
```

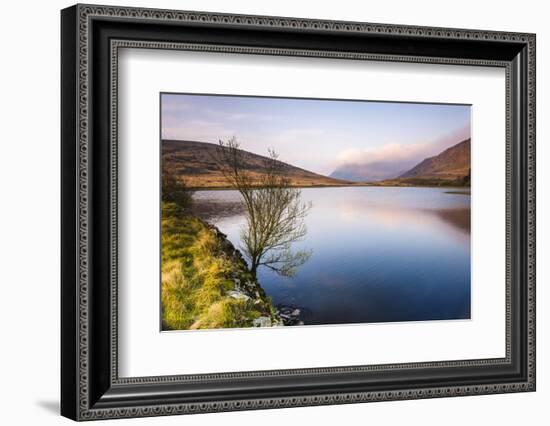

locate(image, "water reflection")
[[192, 186, 471, 325]]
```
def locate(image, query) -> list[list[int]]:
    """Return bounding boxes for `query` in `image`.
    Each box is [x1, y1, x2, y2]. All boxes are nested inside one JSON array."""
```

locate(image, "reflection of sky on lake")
[[192, 187, 471, 325]]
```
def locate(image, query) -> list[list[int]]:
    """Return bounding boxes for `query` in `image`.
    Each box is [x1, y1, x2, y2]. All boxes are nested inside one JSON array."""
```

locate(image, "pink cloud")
[[331, 125, 470, 181], [335, 125, 470, 169]]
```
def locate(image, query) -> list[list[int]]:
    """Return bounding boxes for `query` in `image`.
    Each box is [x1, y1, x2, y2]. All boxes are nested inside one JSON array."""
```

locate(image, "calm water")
[[193, 186, 471, 325]]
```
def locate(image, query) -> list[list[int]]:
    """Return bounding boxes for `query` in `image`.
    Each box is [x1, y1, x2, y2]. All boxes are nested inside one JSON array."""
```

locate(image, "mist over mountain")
[[163, 138, 470, 189], [330, 138, 470, 184], [330, 160, 411, 182], [399, 139, 470, 181]]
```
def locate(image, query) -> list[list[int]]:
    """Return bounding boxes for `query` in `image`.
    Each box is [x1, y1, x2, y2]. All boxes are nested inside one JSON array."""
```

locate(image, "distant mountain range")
[[162, 140, 352, 188], [163, 138, 470, 189], [331, 139, 470, 185], [330, 160, 409, 182]]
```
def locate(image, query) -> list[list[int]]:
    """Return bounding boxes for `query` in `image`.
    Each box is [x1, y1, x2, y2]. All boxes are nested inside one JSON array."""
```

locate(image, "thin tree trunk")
[[250, 259, 258, 278]]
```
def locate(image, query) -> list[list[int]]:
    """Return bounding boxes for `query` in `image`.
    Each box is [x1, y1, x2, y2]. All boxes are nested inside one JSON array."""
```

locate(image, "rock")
[[252, 316, 271, 327], [227, 290, 251, 302], [276, 305, 306, 326]]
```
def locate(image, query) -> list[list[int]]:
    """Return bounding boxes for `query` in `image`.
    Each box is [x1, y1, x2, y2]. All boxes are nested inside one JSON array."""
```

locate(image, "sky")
[[161, 93, 470, 178]]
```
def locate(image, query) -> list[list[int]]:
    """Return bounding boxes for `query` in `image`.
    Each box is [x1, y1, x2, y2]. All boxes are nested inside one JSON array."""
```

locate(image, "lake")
[[192, 186, 471, 325]]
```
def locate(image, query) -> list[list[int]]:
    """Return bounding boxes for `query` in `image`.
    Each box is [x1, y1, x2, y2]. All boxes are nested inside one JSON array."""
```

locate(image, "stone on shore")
[[227, 290, 251, 302], [252, 316, 272, 327]]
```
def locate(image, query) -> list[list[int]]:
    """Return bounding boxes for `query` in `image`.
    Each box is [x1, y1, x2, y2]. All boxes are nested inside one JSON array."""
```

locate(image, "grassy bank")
[[161, 202, 277, 330]]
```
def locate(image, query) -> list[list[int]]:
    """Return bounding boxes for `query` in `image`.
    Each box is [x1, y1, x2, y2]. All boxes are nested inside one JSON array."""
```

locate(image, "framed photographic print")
[[61, 4, 536, 421]]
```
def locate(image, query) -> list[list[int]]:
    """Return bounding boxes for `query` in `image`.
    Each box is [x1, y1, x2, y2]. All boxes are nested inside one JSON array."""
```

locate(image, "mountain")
[[330, 160, 411, 182], [398, 139, 470, 183], [162, 140, 352, 188]]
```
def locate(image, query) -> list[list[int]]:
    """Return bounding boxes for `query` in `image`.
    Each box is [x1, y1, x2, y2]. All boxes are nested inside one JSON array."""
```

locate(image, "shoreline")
[[187, 183, 471, 191], [202, 219, 305, 326], [161, 203, 284, 330]]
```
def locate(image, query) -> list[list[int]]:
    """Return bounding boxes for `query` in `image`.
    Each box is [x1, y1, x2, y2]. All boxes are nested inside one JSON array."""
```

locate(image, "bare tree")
[[215, 137, 311, 277]]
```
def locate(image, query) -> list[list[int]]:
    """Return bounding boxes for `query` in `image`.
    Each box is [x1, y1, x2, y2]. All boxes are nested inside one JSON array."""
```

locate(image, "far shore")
[[187, 182, 471, 191]]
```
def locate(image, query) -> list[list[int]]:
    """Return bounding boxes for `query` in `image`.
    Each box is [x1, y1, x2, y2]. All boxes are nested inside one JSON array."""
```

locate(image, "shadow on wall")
[[35, 400, 59, 416]]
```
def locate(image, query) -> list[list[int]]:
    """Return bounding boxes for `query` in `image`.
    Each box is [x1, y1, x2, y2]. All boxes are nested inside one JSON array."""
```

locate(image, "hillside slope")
[[398, 138, 471, 181], [162, 140, 351, 188]]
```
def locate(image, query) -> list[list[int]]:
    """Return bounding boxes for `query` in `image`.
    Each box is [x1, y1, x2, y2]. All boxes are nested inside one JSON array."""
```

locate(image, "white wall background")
[[0, 0, 546, 424]]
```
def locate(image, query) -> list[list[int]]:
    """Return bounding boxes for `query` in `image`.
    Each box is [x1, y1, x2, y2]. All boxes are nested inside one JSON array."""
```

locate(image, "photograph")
[[160, 93, 472, 331]]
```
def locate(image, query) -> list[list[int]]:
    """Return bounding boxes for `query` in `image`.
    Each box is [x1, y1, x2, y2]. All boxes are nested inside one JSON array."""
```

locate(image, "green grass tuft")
[[161, 202, 272, 330]]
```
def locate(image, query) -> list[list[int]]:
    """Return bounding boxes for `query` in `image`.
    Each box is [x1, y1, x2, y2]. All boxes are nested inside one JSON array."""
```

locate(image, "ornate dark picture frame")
[[61, 4, 536, 421]]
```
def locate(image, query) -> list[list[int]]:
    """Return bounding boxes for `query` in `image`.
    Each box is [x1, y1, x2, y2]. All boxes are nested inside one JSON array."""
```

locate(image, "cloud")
[[332, 125, 471, 181], [336, 141, 435, 167], [161, 96, 193, 115], [332, 141, 443, 181], [162, 118, 236, 142]]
